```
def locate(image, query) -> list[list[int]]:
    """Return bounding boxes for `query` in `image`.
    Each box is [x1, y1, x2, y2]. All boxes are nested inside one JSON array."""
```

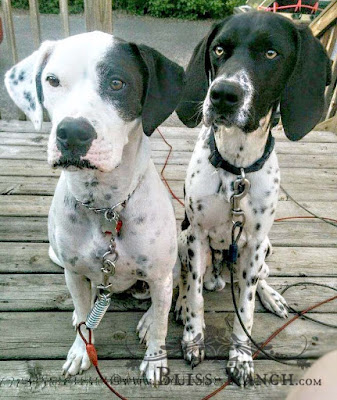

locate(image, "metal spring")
[[86, 296, 111, 330]]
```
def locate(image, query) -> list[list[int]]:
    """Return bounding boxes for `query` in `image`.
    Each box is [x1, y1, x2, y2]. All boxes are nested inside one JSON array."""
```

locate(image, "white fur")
[[203, 69, 254, 128], [5, 32, 178, 384]]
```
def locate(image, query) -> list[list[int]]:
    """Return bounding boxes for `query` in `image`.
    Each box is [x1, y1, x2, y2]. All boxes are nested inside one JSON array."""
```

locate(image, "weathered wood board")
[[0, 120, 336, 400]]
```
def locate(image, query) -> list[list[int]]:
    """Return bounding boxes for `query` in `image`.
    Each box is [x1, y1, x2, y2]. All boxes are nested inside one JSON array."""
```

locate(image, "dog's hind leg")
[[48, 246, 63, 267], [62, 269, 93, 377], [256, 262, 288, 318]]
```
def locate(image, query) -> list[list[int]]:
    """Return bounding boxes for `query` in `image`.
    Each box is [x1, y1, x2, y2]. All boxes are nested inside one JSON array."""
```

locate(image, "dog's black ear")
[[176, 20, 226, 128], [280, 25, 331, 141], [135, 44, 185, 136]]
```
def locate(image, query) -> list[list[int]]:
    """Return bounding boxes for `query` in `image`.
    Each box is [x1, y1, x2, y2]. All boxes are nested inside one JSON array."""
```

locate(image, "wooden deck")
[[0, 120, 337, 399]]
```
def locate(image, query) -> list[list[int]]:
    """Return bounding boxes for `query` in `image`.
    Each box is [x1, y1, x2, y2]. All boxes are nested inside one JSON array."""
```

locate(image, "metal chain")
[[75, 199, 124, 329], [230, 168, 250, 249]]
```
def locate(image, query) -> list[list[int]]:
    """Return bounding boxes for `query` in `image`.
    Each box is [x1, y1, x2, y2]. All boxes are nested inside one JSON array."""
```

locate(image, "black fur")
[[97, 39, 185, 136], [176, 12, 331, 140]]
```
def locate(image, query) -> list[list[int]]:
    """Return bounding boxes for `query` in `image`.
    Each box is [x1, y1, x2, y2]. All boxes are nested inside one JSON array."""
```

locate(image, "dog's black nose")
[[56, 117, 97, 156], [210, 81, 243, 110]]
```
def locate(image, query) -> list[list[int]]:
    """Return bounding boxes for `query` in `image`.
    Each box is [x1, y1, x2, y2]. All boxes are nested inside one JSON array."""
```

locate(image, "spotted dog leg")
[[181, 232, 211, 368], [139, 274, 173, 385], [62, 270, 93, 377], [175, 229, 189, 324], [226, 241, 268, 386]]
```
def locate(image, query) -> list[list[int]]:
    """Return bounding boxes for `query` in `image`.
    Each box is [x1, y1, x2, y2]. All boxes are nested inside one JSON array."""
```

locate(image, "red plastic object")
[[86, 343, 98, 367]]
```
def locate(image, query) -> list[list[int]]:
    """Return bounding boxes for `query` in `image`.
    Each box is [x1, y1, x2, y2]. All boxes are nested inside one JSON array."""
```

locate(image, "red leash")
[[77, 322, 127, 400], [157, 127, 185, 207], [75, 129, 337, 399]]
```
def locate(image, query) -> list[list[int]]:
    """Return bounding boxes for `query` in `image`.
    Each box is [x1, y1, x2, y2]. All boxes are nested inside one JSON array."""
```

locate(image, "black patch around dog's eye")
[[96, 41, 144, 122]]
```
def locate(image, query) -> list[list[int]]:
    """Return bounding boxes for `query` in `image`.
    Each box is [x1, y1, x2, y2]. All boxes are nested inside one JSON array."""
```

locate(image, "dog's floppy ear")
[[176, 20, 226, 128], [135, 44, 185, 136], [4, 41, 56, 131], [280, 25, 331, 141]]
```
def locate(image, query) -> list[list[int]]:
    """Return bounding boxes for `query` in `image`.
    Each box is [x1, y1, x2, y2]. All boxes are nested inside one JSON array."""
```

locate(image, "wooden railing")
[[1, 0, 113, 120], [1, 0, 113, 65], [310, 0, 337, 131]]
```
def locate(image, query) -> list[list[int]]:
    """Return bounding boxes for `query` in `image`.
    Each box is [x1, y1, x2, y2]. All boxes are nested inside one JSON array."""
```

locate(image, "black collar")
[[208, 127, 275, 175]]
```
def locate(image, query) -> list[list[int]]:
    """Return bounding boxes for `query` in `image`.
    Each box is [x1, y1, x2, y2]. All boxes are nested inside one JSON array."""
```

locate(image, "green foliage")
[[8, 0, 246, 19]]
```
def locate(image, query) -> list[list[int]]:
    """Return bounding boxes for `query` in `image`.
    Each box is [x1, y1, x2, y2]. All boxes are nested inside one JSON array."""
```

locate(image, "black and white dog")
[[175, 12, 331, 385], [5, 32, 184, 384]]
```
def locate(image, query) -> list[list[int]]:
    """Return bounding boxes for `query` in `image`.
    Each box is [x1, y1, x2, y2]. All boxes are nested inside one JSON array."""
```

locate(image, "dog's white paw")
[[62, 336, 91, 377], [226, 355, 254, 387], [139, 350, 168, 386], [258, 282, 288, 318], [137, 307, 153, 345], [204, 274, 226, 291], [227, 334, 254, 386], [182, 330, 205, 368]]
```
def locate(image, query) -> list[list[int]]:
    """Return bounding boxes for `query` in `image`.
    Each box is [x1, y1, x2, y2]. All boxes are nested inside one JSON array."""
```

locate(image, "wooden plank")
[[1, 195, 337, 221], [1, 169, 336, 201], [310, 0, 337, 37], [325, 25, 337, 57], [1, 0, 18, 64], [1, 275, 336, 312], [0, 311, 335, 360], [0, 359, 311, 400], [315, 114, 337, 133], [326, 83, 337, 119], [28, 0, 41, 49], [1, 242, 336, 276], [0, 242, 60, 273], [84, 0, 113, 34], [1, 121, 337, 143], [59, 0, 70, 37], [0, 216, 336, 247], [2, 137, 337, 155], [0, 148, 337, 169]]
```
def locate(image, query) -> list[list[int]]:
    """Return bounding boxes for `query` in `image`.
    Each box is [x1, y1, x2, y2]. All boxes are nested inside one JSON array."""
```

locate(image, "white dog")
[[5, 31, 184, 384]]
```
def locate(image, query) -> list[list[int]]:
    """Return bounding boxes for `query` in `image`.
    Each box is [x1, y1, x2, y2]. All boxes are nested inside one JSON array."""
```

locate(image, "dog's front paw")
[[182, 331, 205, 368], [226, 357, 254, 387], [139, 347, 167, 385], [62, 336, 91, 377], [227, 335, 254, 386], [204, 274, 226, 291]]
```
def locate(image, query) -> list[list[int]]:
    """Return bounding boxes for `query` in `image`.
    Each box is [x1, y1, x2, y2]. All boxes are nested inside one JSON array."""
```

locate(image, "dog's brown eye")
[[214, 46, 224, 57], [265, 50, 278, 60], [110, 79, 124, 91], [46, 75, 60, 87]]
